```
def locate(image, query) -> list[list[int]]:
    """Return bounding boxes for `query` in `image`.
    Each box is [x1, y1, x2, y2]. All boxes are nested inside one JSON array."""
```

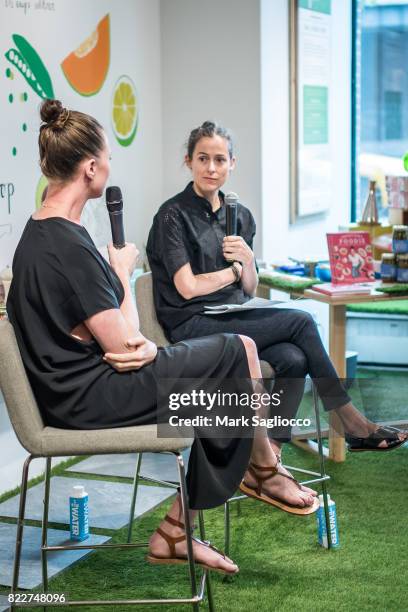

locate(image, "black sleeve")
[[240, 209, 258, 273], [54, 244, 121, 329], [154, 207, 191, 279], [246, 211, 256, 250]]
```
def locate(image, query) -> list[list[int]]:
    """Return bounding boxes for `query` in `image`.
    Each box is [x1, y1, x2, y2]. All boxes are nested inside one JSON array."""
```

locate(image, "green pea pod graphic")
[[5, 34, 54, 99]]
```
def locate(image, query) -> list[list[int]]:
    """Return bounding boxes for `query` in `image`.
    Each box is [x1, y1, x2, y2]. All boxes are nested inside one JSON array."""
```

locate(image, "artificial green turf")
[[1, 445, 406, 612], [376, 284, 408, 295], [258, 272, 321, 293], [347, 299, 408, 315], [1, 373, 407, 611]]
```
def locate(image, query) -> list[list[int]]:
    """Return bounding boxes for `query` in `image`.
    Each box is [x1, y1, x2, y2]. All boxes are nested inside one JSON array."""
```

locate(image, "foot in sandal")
[[148, 514, 239, 575], [269, 442, 318, 498], [239, 462, 319, 515], [336, 403, 408, 451]]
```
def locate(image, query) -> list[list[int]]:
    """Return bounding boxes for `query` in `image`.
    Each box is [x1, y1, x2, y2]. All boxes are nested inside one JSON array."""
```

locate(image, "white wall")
[[0, 0, 162, 266], [160, 0, 263, 255], [0, 0, 162, 495], [261, 0, 352, 262]]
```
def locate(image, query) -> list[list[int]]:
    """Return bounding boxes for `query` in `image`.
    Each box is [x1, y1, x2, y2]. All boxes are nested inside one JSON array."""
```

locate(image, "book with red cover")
[[311, 232, 375, 295], [326, 232, 375, 284], [312, 282, 372, 296]]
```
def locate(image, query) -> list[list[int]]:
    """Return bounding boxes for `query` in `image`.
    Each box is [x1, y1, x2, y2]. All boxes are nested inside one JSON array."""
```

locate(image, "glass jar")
[[392, 225, 408, 254], [380, 253, 397, 282], [396, 254, 408, 282]]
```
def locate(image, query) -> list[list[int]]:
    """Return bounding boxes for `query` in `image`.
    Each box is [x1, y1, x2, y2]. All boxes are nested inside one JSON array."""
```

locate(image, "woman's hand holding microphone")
[[222, 236, 257, 295], [223, 235, 254, 284], [222, 235, 254, 266], [107, 242, 139, 276]]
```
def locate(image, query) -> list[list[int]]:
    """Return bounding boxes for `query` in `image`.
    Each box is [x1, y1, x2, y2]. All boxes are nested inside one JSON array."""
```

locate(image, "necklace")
[[41, 203, 60, 210]]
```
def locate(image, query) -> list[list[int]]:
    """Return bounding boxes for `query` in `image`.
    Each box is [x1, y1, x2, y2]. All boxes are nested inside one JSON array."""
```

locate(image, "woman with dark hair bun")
[[7, 101, 320, 578], [140, 121, 406, 464]]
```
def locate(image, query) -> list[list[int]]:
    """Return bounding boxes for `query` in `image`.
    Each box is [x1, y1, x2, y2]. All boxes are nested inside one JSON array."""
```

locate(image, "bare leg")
[[149, 495, 238, 573], [238, 335, 317, 505], [268, 438, 318, 497], [149, 335, 316, 572], [335, 402, 407, 446]]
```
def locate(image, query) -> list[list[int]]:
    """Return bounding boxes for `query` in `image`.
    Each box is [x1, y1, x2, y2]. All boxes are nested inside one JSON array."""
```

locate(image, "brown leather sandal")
[[147, 514, 239, 575], [275, 452, 318, 497], [239, 462, 319, 516]]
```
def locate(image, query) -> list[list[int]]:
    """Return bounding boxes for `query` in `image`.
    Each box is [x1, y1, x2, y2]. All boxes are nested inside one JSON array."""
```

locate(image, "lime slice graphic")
[[35, 175, 48, 210], [111, 75, 138, 147]]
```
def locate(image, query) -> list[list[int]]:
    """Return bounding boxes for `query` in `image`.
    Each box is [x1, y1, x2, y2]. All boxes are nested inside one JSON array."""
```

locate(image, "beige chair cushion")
[[135, 273, 169, 347]]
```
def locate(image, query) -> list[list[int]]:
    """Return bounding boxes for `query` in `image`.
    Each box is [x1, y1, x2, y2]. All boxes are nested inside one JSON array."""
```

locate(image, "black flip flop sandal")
[[346, 426, 407, 452]]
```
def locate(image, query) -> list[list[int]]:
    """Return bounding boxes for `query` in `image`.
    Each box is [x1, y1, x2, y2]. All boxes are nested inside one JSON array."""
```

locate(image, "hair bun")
[[201, 120, 215, 130], [40, 99, 64, 125]]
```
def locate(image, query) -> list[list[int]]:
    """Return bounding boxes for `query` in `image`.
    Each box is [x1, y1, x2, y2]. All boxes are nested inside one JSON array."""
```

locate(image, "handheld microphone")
[[225, 192, 238, 235], [106, 186, 125, 249]]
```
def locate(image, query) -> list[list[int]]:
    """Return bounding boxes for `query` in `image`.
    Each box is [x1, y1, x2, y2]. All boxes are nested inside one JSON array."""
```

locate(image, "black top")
[[7, 216, 124, 429], [146, 182, 256, 340]]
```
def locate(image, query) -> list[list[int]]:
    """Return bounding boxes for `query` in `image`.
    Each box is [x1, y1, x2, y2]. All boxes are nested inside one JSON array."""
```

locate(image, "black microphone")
[[225, 192, 238, 235], [106, 186, 125, 249]]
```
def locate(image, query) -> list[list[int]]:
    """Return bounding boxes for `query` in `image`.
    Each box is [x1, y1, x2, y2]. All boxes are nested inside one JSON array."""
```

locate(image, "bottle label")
[[393, 239, 408, 254], [317, 503, 340, 549], [397, 267, 408, 282], [70, 496, 89, 541], [380, 263, 396, 280]]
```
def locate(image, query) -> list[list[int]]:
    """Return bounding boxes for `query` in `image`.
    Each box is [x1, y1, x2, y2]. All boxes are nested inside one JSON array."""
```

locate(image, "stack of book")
[[312, 232, 375, 296]]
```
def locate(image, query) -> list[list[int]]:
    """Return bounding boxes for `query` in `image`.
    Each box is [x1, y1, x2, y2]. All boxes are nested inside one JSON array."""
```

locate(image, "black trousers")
[[171, 308, 352, 441]]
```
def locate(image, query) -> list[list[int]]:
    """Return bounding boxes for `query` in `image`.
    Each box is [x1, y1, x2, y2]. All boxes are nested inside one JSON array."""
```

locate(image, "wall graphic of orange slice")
[[61, 14, 110, 96]]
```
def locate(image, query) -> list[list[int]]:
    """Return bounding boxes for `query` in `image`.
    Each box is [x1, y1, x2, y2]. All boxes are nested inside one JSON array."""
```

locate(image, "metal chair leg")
[[176, 452, 200, 612], [11, 455, 34, 610], [312, 383, 332, 549], [224, 501, 231, 558], [198, 511, 215, 612], [41, 458, 52, 611], [127, 452, 143, 543]]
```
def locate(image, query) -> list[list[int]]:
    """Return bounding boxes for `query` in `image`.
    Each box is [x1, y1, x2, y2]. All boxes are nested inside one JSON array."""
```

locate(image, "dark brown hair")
[[39, 99, 105, 181], [186, 121, 234, 160]]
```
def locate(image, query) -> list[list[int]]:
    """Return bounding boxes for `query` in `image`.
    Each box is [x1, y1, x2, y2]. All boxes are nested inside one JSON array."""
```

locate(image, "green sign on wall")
[[299, 0, 331, 15], [303, 85, 328, 145]]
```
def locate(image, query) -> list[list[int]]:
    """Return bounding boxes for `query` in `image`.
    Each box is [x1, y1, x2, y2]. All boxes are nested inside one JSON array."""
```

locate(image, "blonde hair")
[[39, 99, 104, 181]]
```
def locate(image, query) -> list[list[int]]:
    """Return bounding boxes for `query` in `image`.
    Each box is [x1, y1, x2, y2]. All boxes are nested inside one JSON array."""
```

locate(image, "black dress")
[[7, 216, 253, 509]]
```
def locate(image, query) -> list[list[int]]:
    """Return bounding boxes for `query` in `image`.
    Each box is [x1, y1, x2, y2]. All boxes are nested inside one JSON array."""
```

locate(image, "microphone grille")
[[225, 192, 239, 205], [106, 186, 123, 212], [106, 186, 122, 203]]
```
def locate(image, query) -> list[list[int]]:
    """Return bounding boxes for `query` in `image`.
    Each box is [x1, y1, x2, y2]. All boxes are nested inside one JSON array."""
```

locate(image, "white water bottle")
[[316, 494, 339, 549], [69, 485, 89, 541]]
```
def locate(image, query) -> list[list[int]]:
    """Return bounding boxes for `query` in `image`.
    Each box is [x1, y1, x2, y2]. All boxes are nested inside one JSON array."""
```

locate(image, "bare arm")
[[84, 308, 141, 353], [82, 243, 157, 366], [173, 262, 239, 300], [240, 257, 258, 297], [112, 262, 139, 337]]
